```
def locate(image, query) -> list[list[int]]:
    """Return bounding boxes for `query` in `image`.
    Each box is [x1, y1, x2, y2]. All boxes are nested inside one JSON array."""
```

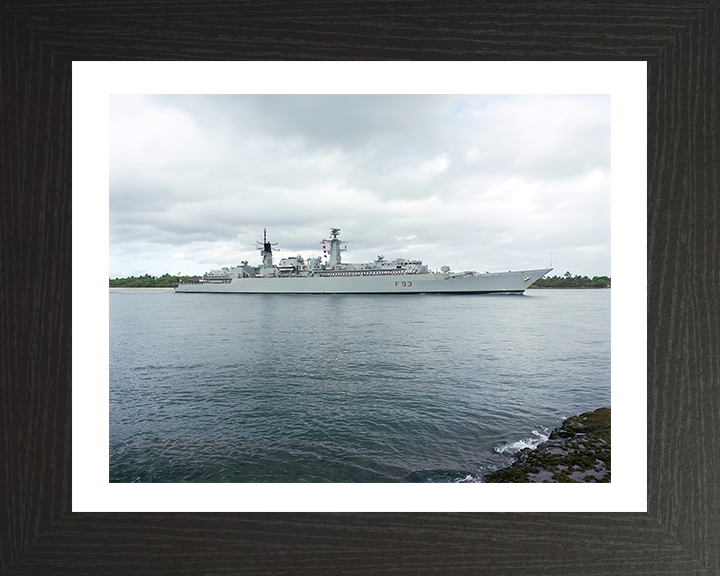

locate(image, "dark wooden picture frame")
[[2, 2, 718, 574]]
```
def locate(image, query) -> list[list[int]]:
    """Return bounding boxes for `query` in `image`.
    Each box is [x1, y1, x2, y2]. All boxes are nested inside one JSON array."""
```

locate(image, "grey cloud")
[[110, 94, 611, 277]]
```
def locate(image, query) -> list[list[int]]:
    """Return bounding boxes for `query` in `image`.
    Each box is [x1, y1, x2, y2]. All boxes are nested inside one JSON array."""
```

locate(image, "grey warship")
[[175, 228, 552, 294]]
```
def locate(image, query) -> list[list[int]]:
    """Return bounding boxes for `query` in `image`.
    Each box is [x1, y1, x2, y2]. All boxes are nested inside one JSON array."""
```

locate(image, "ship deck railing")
[[316, 269, 421, 277]]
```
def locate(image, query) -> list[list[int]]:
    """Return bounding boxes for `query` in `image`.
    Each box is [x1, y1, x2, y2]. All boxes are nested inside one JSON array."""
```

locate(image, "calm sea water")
[[109, 288, 610, 483]]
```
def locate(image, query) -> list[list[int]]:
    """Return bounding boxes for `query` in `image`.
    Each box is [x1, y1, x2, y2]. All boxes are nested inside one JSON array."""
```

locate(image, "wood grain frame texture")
[[1, 1, 718, 574]]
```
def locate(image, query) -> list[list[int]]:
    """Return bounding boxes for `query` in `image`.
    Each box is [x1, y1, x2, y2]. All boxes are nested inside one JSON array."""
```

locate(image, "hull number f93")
[[395, 281, 413, 287]]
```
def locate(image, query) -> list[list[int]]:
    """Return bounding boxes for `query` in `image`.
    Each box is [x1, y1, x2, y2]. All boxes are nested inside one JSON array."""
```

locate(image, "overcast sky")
[[109, 94, 610, 278]]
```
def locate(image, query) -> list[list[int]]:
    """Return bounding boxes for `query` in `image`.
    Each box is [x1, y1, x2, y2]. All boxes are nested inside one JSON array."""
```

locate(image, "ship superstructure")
[[175, 229, 552, 294]]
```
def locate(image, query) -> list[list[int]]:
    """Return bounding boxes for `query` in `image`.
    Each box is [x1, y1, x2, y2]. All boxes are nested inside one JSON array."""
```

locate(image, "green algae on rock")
[[484, 407, 610, 483]]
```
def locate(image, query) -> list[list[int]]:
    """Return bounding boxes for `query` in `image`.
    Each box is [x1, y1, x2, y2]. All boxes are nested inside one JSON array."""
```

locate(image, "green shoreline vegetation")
[[109, 272, 611, 289], [527, 272, 610, 289], [109, 274, 188, 288]]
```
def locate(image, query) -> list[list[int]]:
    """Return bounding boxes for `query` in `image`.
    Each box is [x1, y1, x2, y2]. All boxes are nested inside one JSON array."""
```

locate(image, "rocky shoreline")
[[484, 407, 611, 483]]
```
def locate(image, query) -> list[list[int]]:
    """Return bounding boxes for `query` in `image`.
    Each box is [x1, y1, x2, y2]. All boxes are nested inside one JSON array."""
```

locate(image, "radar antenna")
[[326, 228, 351, 244]]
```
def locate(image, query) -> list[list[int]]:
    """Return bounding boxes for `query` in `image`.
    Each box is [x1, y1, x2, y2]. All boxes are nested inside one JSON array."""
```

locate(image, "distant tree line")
[[109, 273, 190, 288], [529, 272, 610, 289], [109, 272, 611, 289]]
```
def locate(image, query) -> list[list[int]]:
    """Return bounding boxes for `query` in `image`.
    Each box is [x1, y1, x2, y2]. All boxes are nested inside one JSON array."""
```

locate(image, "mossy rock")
[[549, 407, 610, 442], [484, 408, 611, 483], [484, 466, 537, 483]]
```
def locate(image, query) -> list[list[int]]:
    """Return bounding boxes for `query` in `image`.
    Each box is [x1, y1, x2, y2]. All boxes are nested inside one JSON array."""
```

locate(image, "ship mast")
[[256, 228, 278, 269], [326, 228, 349, 267]]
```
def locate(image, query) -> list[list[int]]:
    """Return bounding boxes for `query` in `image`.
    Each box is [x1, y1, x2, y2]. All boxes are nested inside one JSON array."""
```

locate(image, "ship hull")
[[174, 268, 552, 294]]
